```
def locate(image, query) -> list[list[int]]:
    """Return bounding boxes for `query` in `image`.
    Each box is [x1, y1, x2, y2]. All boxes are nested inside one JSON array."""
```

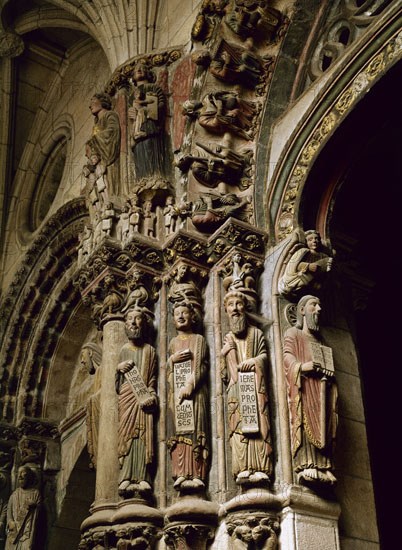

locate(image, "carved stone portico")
[[1, 1, 399, 549]]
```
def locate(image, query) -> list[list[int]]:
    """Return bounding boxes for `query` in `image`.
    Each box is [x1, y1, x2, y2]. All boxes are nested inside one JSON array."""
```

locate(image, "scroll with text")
[[174, 360, 195, 434], [238, 371, 259, 434]]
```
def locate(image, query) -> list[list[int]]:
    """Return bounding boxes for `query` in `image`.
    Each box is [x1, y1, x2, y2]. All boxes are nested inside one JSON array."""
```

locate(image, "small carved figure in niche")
[[5, 466, 41, 550], [224, 0, 282, 42], [128, 194, 143, 237], [142, 200, 156, 238], [278, 230, 333, 297], [183, 92, 256, 140], [93, 211, 103, 248], [82, 149, 109, 211], [221, 291, 272, 485], [167, 302, 210, 492], [209, 40, 263, 89], [283, 295, 338, 488], [81, 342, 103, 469], [116, 308, 158, 498], [163, 195, 178, 236], [176, 142, 251, 190], [117, 203, 130, 243], [129, 61, 167, 180], [168, 264, 203, 315], [192, 192, 252, 233], [101, 202, 115, 239], [77, 225, 93, 266], [121, 270, 150, 313], [86, 93, 121, 197]]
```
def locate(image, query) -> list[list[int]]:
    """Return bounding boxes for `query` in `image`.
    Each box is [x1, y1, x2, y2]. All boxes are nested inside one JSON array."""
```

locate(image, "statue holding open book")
[[283, 295, 338, 488], [116, 308, 158, 499]]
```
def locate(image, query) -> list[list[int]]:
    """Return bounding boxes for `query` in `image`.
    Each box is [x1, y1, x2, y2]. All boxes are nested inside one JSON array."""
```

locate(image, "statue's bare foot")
[[236, 470, 251, 484], [325, 470, 337, 484], [138, 480, 152, 493], [249, 471, 270, 483], [118, 480, 131, 496], [173, 476, 186, 489], [298, 468, 318, 483], [181, 477, 205, 489]]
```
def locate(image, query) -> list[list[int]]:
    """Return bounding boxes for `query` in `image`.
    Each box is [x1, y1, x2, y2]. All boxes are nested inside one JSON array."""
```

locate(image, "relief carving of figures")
[[82, 149, 109, 214], [283, 295, 338, 488], [143, 200, 156, 238], [128, 194, 143, 237], [163, 195, 179, 236], [129, 61, 168, 180], [116, 308, 158, 498], [176, 142, 252, 190], [167, 303, 210, 492], [121, 270, 150, 313], [221, 291, 272, 485], [278, 230, 334, 297], [167, 263, 203, 315], [86, 93, 121, 198], [227, 516, 279, 550], [191, 192, 252, 233], [5, 467, 41, 550], [183, 92, 257, 140], [209, 39, 263, 89], [77, 225, 93, 267], [222, 252, 258, 311], [224, 0, 282, 42]]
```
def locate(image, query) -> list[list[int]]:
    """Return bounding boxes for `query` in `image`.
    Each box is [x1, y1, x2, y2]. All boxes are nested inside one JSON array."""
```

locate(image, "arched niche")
[[294, 58, 402, 550]]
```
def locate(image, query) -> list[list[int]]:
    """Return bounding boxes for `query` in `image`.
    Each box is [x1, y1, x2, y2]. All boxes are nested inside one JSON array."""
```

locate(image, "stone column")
[[93, 317, 125, 505]]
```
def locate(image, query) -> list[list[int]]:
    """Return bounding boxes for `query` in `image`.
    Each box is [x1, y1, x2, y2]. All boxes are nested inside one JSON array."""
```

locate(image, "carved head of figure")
[[132, 61, 154, 84], [295, 294, 321, 333], [305, 230, 322, 252], [17, 466, 36, 490], [89, 93, 112, 116], [125, 308, 148, 343], [173, 302, 196, 333], [176, 263, 189, 282], [166, 195, 174, 206], [224, 290, 248, 337]]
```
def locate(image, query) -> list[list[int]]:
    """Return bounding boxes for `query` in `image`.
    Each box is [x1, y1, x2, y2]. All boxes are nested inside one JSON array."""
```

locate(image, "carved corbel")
[[164, 524, 216, 550], [226, 515, 280, 550]]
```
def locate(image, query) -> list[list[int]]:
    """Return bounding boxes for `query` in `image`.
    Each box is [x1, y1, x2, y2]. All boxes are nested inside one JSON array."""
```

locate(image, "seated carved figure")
[[278, 230, 333, 297]]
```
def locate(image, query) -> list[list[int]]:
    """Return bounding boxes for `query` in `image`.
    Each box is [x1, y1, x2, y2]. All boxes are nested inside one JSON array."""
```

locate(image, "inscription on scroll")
[[238, 371, 259, 433], [125, 364, 151, 405], [174, 360, 195, 434]]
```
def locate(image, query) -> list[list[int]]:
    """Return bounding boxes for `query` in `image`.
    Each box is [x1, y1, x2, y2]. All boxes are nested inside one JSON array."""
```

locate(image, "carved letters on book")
[[238, 372, 259, 434], [309, 342, 334, 376], [173, 360, 195, 434]]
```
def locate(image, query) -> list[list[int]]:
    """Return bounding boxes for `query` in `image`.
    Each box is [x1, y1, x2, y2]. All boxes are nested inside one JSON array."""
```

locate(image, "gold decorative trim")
[[276, 29, 402, 241]]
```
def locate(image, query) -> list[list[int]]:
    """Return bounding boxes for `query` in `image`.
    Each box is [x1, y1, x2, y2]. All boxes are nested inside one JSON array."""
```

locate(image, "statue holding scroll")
[[283, 295, 338, 487], [221, 291, 272, 484], [116, 308, 158, 497], [167, 303, 210, 491]]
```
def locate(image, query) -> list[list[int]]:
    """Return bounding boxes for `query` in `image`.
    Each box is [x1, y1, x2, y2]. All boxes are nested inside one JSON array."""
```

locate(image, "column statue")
[[167, 302, 210, 492], [116, 308, 158, 498], [283, 295, 338, 487], [5, 467, 41, 550], [221, 291, 272, 485]]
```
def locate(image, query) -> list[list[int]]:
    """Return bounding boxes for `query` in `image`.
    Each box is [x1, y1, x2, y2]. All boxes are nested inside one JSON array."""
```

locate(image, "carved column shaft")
[[94, 318, 125, 504]]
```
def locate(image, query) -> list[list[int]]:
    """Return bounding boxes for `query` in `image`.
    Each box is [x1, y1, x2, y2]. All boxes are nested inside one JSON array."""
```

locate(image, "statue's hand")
[[238, 359, 255, 372], [141, 396, 157, 412], [172, 348, 192, 363], [308, 263, 319, 273], [301, 361, 315, 373], [117, 360, 134, 373], [221, 335, 236, 355], [27, 499, 38, 510], [178, 385, 192, 404], [128, 107, 137, 119]]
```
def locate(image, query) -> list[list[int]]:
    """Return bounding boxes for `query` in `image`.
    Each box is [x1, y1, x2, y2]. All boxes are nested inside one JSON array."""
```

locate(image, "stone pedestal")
[[279, 485, 340, 550], [164, 497, 219, 549]]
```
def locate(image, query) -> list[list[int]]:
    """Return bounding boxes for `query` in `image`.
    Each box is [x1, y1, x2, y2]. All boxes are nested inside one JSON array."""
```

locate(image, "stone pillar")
[[279, 486, 340, 550], [93, 317, 125, 505], [165, 498, 218, 550]]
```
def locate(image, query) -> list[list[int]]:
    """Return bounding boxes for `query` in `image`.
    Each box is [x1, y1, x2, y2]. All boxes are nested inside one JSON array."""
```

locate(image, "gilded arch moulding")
[[272, 21, 402, 241]]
